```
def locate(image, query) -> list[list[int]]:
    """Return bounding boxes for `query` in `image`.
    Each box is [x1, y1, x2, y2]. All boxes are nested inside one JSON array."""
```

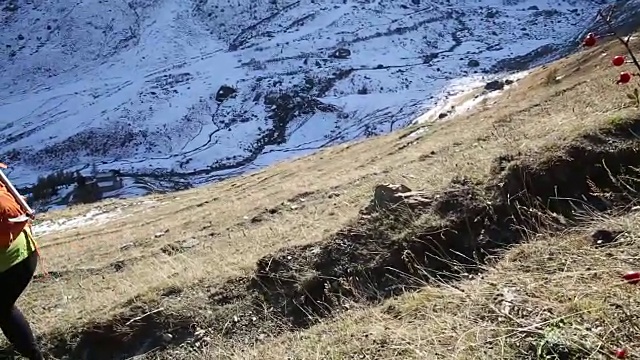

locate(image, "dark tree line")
[[21, 170, 79, 202]]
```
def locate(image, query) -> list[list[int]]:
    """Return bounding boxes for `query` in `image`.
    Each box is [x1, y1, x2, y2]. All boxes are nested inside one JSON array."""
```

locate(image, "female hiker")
[[0, 178, 44, 360]]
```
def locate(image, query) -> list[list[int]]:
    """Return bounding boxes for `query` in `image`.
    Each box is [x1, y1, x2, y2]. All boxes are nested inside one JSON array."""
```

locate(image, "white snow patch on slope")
[[0, 0, 617, 197], [33, 209, 126, 236], [32, 196, 159, 236], [414, 70, 531, 125], [408, 70, 531, 137]]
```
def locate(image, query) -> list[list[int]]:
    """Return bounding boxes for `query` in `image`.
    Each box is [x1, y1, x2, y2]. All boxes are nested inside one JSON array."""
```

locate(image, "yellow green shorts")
[[0, 228, 37, 273]]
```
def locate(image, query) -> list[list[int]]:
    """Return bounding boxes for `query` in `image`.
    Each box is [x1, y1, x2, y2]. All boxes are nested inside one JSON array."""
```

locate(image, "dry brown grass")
[[234, 210, 640, 359], [11, 35, 640, 358]]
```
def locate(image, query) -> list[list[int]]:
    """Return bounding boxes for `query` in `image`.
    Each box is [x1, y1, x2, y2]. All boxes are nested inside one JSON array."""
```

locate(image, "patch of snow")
[[32, 193, 159, 235], [412, 75, 492, 126], [0, 0, 628, 204], [33, 208, 126, 236], [408, 70, 531, 137]]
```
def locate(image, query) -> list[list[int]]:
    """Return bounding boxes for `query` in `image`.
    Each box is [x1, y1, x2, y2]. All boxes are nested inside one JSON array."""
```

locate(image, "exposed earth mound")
[[29, 115, 640, 359]]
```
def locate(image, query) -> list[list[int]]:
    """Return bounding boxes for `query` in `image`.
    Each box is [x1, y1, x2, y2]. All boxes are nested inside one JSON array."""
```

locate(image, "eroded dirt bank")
[[26, 117, 640, 359]]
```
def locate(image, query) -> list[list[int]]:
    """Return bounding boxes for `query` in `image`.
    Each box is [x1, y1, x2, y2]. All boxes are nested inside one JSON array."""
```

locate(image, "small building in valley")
[[93, 170, 124, 193]]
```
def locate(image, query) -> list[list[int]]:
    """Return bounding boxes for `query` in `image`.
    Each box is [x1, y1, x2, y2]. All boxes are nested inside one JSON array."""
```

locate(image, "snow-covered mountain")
[[0, 0, 637, 203]]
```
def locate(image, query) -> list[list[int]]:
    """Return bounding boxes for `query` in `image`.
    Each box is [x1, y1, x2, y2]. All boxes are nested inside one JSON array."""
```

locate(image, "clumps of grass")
[[544, 67, 561, 86]]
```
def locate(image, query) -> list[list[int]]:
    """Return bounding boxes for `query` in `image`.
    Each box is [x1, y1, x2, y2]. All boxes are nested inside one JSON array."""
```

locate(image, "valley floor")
[[8, 37, 640, 359]]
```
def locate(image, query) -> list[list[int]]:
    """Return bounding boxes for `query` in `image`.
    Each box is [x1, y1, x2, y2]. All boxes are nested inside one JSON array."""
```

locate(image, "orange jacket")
[[0, 183, 29, 249]]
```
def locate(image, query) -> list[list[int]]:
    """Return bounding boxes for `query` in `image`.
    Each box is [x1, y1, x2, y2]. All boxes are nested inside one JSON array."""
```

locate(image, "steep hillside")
[[1, 0, 637, 203], [5, 20, 640, 359]]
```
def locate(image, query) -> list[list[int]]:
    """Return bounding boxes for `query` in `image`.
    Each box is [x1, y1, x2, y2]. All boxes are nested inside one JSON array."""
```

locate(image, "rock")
[[3, 3, 18, 11], [263, 92, 278, 106], [422, 53, 438, 64], [327, 191, 341, 199], [591, 229, 623, 247], [438, 112, 449, 119], [329, 48, 351, 59], [337, 112, 349, 119], [181, 238, 200, 249], [194, 328, 207, 339], [368, 183, 411, 211], [160, 243, 182, 256], [365, 184, 431, 212], [533, 9, 561, 18], [467, 59, 480, 67], [111, 260, 126, 272], [411, 0, 420, 4], [485, 9, 499, 19], [119, 242, 134, 250], [215, 85, 237, 102], [527, 5, 539, 11], [484, 80, 505, 91], [504, 79, 514, 85], [396, 191, 432, 209], [498, 287, 517, 315]]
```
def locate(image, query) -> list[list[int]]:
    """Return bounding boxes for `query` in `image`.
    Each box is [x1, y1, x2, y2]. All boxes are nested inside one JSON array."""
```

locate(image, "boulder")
[[330, 48, 351, 59], [2, 3, 19, 11], [364, 184, 432, 213], [484, 80, 505, 91], [215, 85, 237, 102], [367, 184, 411, 212], [591, 229, 623, 247], [181, 238, 200, 249], [485, 9, 499, 18]]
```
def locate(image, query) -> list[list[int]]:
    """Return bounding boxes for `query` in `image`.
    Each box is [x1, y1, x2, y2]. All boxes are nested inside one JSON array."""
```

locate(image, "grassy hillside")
[[9, 33, 640, 359]]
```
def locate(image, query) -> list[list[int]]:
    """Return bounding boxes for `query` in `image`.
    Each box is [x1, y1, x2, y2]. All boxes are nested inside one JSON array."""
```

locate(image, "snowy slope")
[[0, 0, 633, 198]]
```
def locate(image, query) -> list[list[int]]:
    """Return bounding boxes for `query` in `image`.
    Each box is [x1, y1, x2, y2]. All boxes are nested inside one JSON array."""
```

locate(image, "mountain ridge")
[[1, 0, 636, 207]]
